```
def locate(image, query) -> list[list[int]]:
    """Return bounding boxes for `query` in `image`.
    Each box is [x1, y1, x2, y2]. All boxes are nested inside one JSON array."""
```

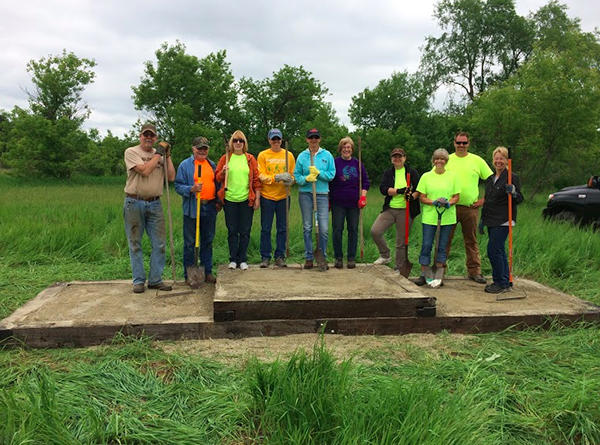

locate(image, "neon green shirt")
[[446, 153, 492, 206], [416, 170, 460, 225], [390, 167, 407, 209], [226, 154, 250, 202]]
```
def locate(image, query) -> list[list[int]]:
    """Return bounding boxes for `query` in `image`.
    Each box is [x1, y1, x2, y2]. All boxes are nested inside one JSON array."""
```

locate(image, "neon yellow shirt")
[[226, 154, 250, 202], [417, 170, 460, 225], [446, 153, 492, 206], [390, 167, 407, 209]]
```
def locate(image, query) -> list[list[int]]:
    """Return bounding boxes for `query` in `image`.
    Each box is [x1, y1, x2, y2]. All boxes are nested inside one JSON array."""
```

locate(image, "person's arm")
[[174, 161, 191, 196], [215, 155, 226, 183], [131, 152, 162, 177], [293, 153, 307, 186], [317, 151, 337, 182], [257, 151, 274, 184]]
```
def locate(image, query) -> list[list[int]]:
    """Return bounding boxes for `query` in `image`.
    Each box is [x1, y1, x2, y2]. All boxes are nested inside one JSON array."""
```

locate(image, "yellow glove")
[[309, 165, 320, 176], [305, 173, 317, 182]]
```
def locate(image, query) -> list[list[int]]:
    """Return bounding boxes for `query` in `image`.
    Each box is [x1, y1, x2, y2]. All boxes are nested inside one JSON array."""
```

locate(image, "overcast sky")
[[1, 0, 598, 138]]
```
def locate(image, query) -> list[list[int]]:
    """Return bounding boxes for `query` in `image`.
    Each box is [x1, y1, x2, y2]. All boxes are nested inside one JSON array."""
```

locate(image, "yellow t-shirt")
[[446, 153, 493, 206], [226, 154, 250, 202], [390, 168, 408, 209], [416, 170, 460, 226], [257, 148, 296, 201]]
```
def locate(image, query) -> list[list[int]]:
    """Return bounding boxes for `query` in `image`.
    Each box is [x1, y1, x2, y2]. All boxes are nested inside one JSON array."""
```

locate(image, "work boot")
[[484, 283, 510, 294], [274, 257, 287, 267], [260, 258, 270, 268], [373, 256, 391, 265], [148, 282, 172, 291], [334, 258, 343, 269], [304, 260, 313, 269], [413, 276, 426, 286], [347, 258, 356, 269], [133, 284, 145, 294], [205, 274, 217, 284], [469, 274, 487, 284]]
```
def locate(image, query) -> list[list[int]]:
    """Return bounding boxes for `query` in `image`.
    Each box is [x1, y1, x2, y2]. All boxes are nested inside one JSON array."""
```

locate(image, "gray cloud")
[[1, 0, 598, 137]]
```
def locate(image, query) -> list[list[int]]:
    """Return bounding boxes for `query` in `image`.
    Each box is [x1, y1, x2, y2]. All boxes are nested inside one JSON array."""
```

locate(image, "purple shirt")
[[330, 157, 370, 208]]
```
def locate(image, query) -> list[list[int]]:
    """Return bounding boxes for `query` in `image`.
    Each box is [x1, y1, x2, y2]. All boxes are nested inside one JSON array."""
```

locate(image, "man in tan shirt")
[[123, 123, 175, 293]]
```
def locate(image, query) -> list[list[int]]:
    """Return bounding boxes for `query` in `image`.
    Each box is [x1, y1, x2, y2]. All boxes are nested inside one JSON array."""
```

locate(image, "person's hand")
[[305, 174, 317, 183], [154, 143, 166, 157], [358, 196, 367, 209], [158, 141, 171, 156], [191, 183, 202, 194], [309, 165, 320, 177], [396, 187, 407, 195], [505, 184, 516, 196], [432, 197, 447, 208], [478, 219, 485, 235], [404, 186, 414, 201], [275, 172, 293, 185], [444, 201, 451, 209]]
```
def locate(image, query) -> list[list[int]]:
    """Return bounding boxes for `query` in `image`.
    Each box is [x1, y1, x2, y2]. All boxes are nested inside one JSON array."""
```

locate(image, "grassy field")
[[1, 175, 600, 444]]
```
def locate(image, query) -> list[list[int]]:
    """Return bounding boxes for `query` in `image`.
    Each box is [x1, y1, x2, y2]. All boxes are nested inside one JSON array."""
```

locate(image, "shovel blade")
[[399, 260, 413, 279], [186, 265, 204, 289], [314, 248, 328, 272]]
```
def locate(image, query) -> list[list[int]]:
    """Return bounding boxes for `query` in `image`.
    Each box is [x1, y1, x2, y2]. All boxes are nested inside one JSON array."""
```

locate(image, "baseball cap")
[[268, 128, 283, 140], [192, 137, 210, 149], [306, 128, 320, 138], [390, 148, 406, 157], [140, 123, 157, 135]]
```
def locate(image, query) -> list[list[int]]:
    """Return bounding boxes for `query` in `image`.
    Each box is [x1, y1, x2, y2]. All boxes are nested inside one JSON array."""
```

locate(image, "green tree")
[[132, 42, 241, 146], [468, 35, 600, 195], [25, 49, 96, 122], [239, 65, 336, 150], [420, 0, 534, 100]]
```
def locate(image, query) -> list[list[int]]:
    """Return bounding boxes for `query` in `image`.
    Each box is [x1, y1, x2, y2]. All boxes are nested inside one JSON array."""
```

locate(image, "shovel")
[[399, 172, 413, 278], [424, 206, 446, 287], [310, 151, 327, 271], [186, 163, 204, 289]]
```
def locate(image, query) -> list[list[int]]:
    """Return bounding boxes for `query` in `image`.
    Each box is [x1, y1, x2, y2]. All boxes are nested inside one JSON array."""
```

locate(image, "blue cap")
[[268, 128, 283, 140]]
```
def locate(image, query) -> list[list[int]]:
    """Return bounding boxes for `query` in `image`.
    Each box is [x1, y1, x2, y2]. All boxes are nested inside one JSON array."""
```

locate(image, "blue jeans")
[[183, 202, 217, 278], [123, 197, 166, 285], [331, 204, 359, 260], [419, 223, 452, 266], [487, 226, 510, 287], [260, 196, 288, 260], [299, 192, 329, 260], [224, 199, 254, 263]]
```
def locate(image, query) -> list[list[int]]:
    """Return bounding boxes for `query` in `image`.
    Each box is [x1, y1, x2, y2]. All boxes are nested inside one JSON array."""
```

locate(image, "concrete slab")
[[1, 266, 598, 348]]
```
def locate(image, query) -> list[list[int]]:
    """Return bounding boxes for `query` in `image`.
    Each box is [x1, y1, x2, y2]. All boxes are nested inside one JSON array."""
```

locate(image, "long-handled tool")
[[223, 137, 230, 192], [285, 140, 290, 258], [399, 172, 413, 278], [424, 206, 446, 287], [358, 136, 364, 262], [186, 163, 204, 289], [310, 151, 327, 271], [163, 150, 177, 285], [497, 146, 526, 301]]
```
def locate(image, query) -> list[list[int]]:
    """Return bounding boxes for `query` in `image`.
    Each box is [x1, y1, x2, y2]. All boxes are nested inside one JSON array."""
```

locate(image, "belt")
[[126, 193, 160, 202]]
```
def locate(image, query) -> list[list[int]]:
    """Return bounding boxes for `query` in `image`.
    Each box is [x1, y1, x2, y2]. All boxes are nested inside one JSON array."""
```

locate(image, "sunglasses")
[[455, 141, 469, 145], [142, 131, 156, 137], [232, 138, 245, 144]]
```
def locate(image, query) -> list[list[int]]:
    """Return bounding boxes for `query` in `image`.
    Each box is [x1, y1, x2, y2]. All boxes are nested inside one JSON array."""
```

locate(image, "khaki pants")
[[445, 205, 482, 276], [371, 208, 413, 270]]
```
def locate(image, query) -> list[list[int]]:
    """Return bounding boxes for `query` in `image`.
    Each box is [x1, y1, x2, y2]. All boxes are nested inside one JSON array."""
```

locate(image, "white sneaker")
[[228, 262, 237, 270], [239, 262, 249, 271], [373, 256, 391, 265]]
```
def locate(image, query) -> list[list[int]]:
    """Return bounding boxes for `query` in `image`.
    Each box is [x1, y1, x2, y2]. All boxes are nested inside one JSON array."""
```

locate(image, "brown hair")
[[454, 131, 470, 142], [337, 137, 354, 154]]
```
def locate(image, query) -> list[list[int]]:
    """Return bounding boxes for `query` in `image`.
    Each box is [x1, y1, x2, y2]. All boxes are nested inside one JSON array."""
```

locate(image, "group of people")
[[123, 124, 523, 295]]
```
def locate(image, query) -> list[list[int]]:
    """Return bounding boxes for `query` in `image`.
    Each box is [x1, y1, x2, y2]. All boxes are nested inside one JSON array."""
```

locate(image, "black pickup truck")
[[543, 176, 600, 227]]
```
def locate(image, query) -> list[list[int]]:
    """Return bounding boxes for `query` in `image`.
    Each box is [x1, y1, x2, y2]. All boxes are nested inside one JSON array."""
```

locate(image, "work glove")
[[154, 143, 166, 157], [305, 174, 317, 183], [443, 201, 451, 209], [305, 168, 319, 182], [396, 187, 407, 195], [432, 197, 447, 208], [358, 196, 367, 209], [158, 141, 171, 156], [505, 184, 516, 196], [309, 165, 320, 177], [404, 185, 414, 202], [275, 172, 293, 186]]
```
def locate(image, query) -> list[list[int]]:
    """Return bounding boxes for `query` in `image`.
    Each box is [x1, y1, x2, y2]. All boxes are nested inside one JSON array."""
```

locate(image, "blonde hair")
[[228, 130, 248, 153], [431, 148, 449, 165], [337, 137, 354, 154], [493, 146, 509, 160]]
